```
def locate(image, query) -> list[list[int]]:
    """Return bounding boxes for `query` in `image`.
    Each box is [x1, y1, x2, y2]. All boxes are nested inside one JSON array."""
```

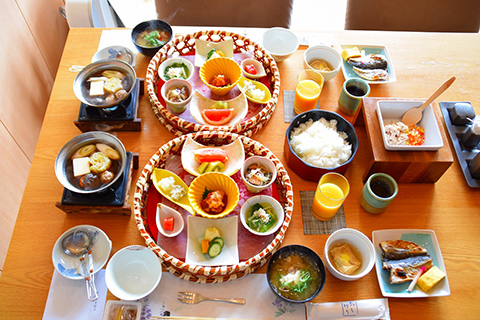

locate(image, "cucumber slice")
[[198, 162, 209, 174], [211, 237, 224, 248], [207, 242, 223, 258]]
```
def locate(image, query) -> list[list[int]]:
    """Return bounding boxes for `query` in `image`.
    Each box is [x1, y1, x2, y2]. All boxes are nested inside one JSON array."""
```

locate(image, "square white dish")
[[186, 215, 239, 266], [372, 229, 450, 298], [194, 38, 234, 67], [340, 44, 396, 84], [377, 100, 444, 151]]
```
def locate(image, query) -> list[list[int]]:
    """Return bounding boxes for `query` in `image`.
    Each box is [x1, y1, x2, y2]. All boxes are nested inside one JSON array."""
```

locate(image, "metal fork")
[[177, 292, 245, 305]]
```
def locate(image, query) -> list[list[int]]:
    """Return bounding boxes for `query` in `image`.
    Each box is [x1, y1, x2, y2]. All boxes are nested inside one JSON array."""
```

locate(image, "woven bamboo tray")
[[133, 131, 293, 283], [146, 30, 281, 137]]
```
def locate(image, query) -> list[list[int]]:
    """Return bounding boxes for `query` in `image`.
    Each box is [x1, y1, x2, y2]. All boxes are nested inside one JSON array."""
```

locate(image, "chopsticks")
[[151, 317, 271, 320]]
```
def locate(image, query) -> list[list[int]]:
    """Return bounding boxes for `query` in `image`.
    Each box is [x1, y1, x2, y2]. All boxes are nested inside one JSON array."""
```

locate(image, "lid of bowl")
[[92, 46, 136, 67]]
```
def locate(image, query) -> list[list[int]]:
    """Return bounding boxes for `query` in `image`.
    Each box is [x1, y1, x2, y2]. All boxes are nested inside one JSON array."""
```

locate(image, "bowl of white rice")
[[284, 110, 358, 181]]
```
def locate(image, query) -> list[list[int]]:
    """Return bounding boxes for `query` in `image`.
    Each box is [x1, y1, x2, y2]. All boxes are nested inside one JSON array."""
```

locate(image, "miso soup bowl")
[[324, 228, 375, 281], [55, 131, 127, 194], [266, 244, 326, 303]]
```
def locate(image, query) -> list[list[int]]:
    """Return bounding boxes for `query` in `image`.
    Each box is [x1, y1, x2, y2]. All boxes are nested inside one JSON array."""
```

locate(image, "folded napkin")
[[283, 90, 320, 123], [139, 272, 305, 319], [42, 269, 108, 320], [300, 190, 347, 235]]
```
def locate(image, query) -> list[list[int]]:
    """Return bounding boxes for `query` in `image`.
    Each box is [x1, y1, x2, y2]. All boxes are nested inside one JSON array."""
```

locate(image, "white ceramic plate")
[[340, 44, 396, 84], [186, 215, 239, 266], [377, 100, 444, 151], [52, 225, 112, 280], [194, 38, 234, 67], [181, 136, 245, 177], [189, 90, 248, 126], [372, 229, 450, 298]]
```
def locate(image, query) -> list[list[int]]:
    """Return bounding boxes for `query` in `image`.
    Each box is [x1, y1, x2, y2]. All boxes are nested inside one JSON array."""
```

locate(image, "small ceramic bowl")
[[284, 110, 359, 182], [151, 168, 194, 215], [240, 58, 267, 79], [241, 156, 277, 193], [237, 77, 272, 105], [240, 195, 284, 236], [105, 245, 162, 301], [324, 228, 375, 281], [262, 28, 299, 63], [155, 203, 185, 237], [158, 57, 194, 82], [266, 245, 326, 303], [187, 172, 240, 219], [131, 19, 173, 57], [199, 57, 242, 96], [160, 78, 193, 113], [304, 45, 342, 81]]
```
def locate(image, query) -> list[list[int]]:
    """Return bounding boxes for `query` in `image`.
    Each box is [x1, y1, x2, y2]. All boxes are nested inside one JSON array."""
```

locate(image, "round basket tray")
[[133, 131, 293, 283], [146, 30, 281, 137]]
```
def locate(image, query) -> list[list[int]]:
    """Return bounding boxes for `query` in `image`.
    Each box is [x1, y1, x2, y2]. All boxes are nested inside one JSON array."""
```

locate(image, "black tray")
[[439, 101, 480, 188]]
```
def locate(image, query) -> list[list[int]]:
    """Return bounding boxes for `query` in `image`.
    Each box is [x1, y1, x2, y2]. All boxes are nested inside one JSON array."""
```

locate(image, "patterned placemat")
[[283, 90, 320, 122], [300, 190, 347, 235]]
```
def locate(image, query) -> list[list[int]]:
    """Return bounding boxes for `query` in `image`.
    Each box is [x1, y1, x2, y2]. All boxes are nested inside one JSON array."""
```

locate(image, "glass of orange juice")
[[294, 70, 324, 114], [312, 172, 350, 221]]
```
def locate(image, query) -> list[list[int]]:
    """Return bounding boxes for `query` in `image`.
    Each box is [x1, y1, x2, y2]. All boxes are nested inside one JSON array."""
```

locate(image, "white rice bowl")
[[289, 118, 352, 168]]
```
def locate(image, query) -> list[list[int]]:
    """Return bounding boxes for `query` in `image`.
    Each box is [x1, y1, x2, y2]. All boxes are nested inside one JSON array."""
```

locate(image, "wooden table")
[[1, 28, 479, 319]]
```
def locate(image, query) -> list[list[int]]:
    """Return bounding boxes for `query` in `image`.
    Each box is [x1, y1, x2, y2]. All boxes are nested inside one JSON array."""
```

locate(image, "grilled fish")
[[352, 67, 389, 81], [379, 240, 428, 260], [348, 54, 388, 70], [382, 255, 433, 284]]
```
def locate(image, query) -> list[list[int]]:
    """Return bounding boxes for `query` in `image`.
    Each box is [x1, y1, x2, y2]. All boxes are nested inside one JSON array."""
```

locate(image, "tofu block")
[[73, 157, 91, 177], [417, 266, 446, 292], [89, 80, 105, 96]]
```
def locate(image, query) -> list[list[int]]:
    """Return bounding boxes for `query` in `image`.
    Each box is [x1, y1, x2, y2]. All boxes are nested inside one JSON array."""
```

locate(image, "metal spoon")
[[62, 228, 98, 301], [401, 76, 455, 126]]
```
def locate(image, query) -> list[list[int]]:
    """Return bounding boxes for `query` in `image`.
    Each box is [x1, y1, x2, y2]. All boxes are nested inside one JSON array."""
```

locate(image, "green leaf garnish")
[[202, 187, 213, 199]]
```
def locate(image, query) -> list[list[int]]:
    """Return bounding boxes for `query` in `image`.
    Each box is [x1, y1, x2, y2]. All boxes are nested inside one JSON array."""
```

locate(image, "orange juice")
[[294, 79, 321, 114], [312, 182, 346, 220]]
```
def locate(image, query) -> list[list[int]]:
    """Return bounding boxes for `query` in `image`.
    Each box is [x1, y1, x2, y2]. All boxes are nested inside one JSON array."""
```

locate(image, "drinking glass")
[[294, 70, 324, 114], [312, 172, 350, 221]]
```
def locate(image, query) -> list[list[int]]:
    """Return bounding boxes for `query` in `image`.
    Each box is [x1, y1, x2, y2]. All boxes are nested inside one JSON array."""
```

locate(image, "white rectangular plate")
[[340, 44, 396, 84], [372, 229, 450, 298], [186, 215, 239, 266]]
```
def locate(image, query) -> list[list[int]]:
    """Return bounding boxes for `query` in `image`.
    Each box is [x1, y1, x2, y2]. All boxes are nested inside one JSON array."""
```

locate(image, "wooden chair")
[[154, 0, 293, 28], [345, 0, 480, 32]]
